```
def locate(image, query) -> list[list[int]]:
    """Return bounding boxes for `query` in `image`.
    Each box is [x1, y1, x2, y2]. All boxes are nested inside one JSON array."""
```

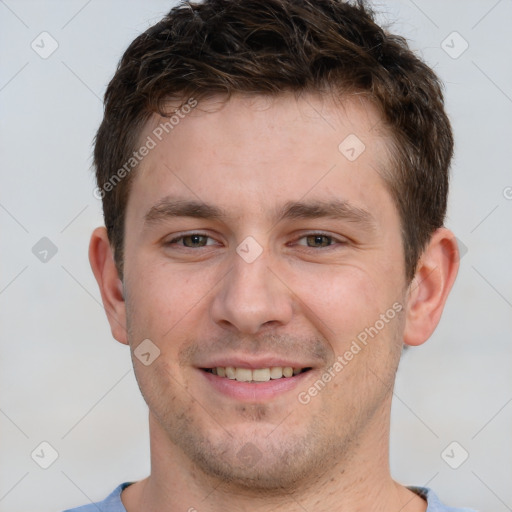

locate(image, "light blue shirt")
[[62, 482, 478, 511]]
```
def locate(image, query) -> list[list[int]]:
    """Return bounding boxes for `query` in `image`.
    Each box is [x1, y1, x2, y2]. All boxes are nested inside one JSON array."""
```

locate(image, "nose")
[[210, 248, 294, 335]]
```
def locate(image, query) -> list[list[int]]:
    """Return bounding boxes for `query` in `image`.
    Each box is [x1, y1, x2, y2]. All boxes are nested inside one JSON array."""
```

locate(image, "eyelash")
[[165, 232, 346, 249], [166, 232, 217, 248]]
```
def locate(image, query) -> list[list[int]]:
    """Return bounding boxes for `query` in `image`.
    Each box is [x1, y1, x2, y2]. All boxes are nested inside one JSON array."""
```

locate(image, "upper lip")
[[197, 355, 315, 370]]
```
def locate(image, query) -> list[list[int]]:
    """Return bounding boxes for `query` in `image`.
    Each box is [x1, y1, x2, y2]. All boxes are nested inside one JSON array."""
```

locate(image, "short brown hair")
[[94, 0, 453, 282]]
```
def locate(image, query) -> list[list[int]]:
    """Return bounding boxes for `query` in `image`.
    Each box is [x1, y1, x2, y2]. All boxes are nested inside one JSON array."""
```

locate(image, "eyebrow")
[[144, 196, 376, 230], [275, 199, 375, 229], [144, 198, 227, 225]]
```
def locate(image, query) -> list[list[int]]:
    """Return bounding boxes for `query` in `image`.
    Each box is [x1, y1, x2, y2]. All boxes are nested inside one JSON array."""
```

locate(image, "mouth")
[[202, 366, 313, 383], [197, 355, 318, 401]]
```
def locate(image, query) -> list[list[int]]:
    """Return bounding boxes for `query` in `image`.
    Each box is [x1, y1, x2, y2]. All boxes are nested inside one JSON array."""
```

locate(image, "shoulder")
[[62, 482, 132, 512], [409, 487, 479, 512]]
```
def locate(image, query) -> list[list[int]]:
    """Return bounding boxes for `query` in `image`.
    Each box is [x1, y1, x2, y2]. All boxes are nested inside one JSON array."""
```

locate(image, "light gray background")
[[0, 1, 510, 511]]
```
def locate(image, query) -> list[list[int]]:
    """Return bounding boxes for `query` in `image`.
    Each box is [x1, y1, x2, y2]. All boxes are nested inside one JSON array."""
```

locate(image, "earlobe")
[[88, 227, 128, 345], [403, 228, 460, 347]]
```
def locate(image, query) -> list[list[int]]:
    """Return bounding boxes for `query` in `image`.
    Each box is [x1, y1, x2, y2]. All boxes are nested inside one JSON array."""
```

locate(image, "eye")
[[166, 233, 216, 248], [295, 233, 344, 248]]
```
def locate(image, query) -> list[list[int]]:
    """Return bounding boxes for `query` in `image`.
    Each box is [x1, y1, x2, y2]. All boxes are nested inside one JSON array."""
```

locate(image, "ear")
[[88, 226, 128, 345], [403, 228, 460, 347]]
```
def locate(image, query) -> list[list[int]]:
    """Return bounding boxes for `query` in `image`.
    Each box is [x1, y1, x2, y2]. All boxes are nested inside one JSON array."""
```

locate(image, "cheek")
[[127, 256, 200, 320], [289, 261, 405, 387], [124, 260, 206, 365], [288, 263, 390, 342]]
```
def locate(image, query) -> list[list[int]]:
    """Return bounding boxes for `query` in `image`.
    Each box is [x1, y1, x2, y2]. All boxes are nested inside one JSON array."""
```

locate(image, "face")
[[122, 93, 408, 491]]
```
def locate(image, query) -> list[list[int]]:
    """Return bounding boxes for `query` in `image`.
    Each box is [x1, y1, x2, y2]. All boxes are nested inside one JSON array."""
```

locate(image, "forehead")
[[139, 92, 390, 163], [126, 92, 395, 225]]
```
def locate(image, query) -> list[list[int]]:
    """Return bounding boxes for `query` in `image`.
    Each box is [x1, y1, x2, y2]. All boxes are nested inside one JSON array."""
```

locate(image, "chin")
[[168, 419, 344, 494], [192, 444, 318, 493]]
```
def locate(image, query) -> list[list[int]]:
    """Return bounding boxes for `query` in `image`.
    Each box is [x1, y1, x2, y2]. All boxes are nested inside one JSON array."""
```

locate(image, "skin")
[[89, 92, 459, 512]]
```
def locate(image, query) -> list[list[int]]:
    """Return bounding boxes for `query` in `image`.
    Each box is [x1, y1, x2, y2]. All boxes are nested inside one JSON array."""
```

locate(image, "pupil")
[[185, 235, 205, 247], [308, 235, 329, 247]]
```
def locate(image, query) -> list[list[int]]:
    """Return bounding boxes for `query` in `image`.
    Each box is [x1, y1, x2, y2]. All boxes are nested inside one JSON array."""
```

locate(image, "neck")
[[122, 396, 426, 512]]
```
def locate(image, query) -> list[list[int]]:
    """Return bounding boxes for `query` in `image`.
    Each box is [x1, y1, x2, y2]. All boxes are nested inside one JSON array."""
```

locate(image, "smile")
[[202, 366, 312, 382]]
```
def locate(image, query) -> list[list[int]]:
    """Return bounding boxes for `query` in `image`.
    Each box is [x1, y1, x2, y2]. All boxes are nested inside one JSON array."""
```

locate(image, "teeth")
[[235, 368, 252, 382], [282, 367, 293, 378], [211, 366, 304, 382], [270, 367, 283, 379], [252, 368, 271, 382]]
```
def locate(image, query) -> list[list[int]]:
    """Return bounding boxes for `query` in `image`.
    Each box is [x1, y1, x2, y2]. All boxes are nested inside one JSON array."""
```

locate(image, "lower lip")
[[200, 369, 312, 401]]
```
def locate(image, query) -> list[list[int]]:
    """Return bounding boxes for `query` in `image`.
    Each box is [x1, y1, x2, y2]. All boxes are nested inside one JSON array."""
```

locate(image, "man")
[[66, 0, 476, 510]]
